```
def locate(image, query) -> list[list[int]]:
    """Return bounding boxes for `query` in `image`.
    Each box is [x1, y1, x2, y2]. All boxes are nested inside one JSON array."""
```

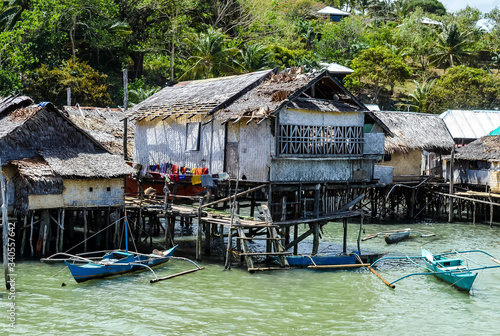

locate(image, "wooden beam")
[[201, 184, 267, 209]]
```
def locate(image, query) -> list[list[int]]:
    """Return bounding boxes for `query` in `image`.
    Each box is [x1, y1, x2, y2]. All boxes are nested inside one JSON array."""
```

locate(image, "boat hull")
[[384, 231, 410, 244], [285, 254, 357, 267]]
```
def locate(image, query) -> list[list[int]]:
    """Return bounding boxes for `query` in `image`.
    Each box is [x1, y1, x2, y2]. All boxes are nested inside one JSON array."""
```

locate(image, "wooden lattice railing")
[[277, 124, 364, 156]]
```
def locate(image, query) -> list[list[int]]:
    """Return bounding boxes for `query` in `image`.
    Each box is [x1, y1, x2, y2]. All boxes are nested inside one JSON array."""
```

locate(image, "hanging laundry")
[[192, 175, 201, 185], [181, 167, 187, 174], [171, 165, 179, 174], [195, 168, 203, 175], [200, 175, 215, 187], [202, 167, 208, 175]]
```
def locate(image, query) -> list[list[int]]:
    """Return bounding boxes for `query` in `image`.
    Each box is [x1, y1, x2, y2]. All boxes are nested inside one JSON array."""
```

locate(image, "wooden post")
[[342, 218, 348, 253], [312, 222, 320, 255], [490, 196, 493, 227], [20, 215, 27, 256], [314, 184, 321, 218], [196, 199, 203, 261], [83, 209, 88, 252], [55, 209, 60, 253], [448, 148, 455, 222], [67, 87, 71, 106], [473, 202, 476, 225], [41, 210, 50, 256], [1, 161, 11, 290], [30, 212, 34, 257], [358, 211, 364, 252], [60, 208, 65, 252]]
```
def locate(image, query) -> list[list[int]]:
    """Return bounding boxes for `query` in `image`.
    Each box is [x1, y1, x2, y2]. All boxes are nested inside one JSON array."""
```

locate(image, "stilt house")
[[445, 135, 500, 192], [129, 69, 389, 220], [0, 96, 134, 257], [374, 111, 454, 182]]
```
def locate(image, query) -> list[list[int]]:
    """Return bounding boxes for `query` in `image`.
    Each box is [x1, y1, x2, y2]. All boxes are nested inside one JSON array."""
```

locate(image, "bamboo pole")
[[1, 160, 11, 290], [20, 215, 27, 256], [448, 148, 454, 223], [60, 208, 65, 252], [83, 209, 88, 252], [30, 212, 34, 257], [196, 199, 203, 261], [368, 267, 395, 288]]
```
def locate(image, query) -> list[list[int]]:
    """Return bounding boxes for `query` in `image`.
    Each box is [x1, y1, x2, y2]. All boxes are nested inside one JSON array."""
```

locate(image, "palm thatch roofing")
[[129, 68, 390, 133], [129, 69, 274, 122], [454, 135, 500, 161], [10, 156, 63, 194], [374, 111, 454, 154], [62, 105, 134, 157], [0, 96, 133, 179]]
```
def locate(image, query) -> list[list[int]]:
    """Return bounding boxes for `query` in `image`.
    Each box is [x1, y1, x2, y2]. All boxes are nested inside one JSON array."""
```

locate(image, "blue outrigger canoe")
[[64, 245, 178, 283], [282, 252, 382, 269], [369, 248, 500, 292]]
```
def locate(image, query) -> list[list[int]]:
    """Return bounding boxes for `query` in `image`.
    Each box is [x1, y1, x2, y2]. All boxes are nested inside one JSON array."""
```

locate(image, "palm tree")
[[239, 43, 274, 72], [182, 27, 240, 79], [0, 0, 29, 31], [431, 23, 472, 68], [407, 79, 435, 112]]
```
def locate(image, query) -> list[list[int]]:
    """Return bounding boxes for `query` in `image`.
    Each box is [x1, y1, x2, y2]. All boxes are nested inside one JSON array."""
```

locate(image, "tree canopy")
[[0, 0, 498, 111]]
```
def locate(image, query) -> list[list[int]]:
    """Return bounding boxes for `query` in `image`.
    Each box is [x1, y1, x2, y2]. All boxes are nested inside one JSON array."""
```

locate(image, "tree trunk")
[[131, 52, 144, 79]]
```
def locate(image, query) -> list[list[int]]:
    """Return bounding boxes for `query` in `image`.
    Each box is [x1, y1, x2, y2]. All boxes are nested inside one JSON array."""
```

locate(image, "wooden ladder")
[[234, 205, 290, 271]]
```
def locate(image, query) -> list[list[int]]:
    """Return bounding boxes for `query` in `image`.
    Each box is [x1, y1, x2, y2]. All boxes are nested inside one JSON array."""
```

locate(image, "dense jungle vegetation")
[[1, 0, 500, 112]]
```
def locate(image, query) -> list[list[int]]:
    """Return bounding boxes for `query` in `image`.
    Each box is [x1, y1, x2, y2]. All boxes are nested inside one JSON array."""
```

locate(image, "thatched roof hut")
[[0, 96, 133, 214], [454, 135, 500, 161], [62, 105, 134, 157], [374, 111, 454, 154]]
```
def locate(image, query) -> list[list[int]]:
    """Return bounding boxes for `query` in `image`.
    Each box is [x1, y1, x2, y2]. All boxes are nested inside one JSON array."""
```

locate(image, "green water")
[[3, 221, 500, 335]]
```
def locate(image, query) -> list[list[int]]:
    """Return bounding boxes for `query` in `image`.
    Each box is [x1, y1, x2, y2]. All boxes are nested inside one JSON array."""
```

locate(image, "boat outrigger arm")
[[368, 249, 500, 289]]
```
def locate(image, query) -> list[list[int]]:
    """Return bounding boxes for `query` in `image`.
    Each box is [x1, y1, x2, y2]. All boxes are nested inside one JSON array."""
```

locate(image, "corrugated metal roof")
[[317, 6, 350, 15], [439, 110, 500, 140]]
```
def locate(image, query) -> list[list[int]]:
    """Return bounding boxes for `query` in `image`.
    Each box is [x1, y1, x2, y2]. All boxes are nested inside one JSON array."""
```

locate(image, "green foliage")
[[316, 16, 370, 63], [403, 79, 436, 113], [427, 66, 500, 111], [403, 0, 446, 16], [238, 43, 274, 72], [431, 22, 473, 68], [27, 58, 112, 106], [182, 27, 240, 79], [346, 46, 412, 104]]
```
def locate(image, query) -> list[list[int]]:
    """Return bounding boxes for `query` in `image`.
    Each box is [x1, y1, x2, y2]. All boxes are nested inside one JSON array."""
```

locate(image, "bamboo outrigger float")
[[368, 248, 500, 292]]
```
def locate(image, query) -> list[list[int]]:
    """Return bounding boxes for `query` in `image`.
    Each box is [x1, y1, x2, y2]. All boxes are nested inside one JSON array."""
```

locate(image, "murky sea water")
[[3, 221, 500, 335]]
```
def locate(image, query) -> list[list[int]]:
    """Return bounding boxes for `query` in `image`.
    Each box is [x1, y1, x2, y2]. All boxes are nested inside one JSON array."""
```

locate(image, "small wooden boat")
[[421, 248, 477, 291], [384, 231, 411, 244], [64, 246, 178, 283], [45, 210, 204, 283], [368, 249, 500, 292], [362, 228, 435, 244]]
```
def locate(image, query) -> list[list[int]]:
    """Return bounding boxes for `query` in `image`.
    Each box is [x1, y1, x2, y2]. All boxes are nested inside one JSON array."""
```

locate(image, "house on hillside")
[[445, 135, 500, 192], [440, 110, 500, 146], [319, 62, 353, 82], [128, 68, 390, 220], [0, 96, 133, 255], [317, 6, 350, 22], [374, 111, 454, 181]]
